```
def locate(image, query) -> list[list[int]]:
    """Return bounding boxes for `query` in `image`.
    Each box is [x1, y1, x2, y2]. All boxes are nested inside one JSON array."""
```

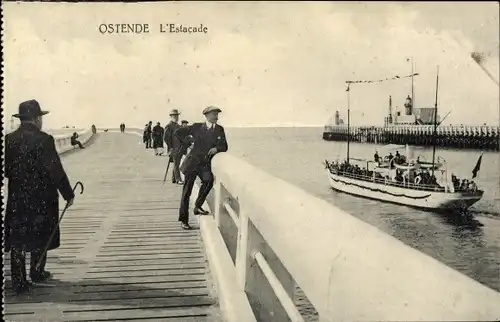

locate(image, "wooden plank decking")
[[3, 132, 221, 322]]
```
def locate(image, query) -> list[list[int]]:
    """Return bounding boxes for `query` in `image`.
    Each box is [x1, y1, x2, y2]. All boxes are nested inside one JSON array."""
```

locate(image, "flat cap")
[[203, 106, 222, 115], [181, 120, 189, 124]]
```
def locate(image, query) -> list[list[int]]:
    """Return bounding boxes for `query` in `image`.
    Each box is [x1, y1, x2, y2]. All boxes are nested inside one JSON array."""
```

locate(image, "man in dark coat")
[[163, 109, 181, 183], [4, 100, 75, 294], [152, 122, 165, 156], [174, 106, 228, 230], [171, 120, 192, 184]]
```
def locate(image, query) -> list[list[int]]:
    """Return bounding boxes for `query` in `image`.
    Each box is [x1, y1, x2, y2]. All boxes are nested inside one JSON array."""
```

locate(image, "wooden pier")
[[3, 132, 221, 322]]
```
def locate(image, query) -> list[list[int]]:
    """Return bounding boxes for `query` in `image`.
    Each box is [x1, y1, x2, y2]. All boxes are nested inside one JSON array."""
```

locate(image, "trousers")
[[10, 248, 47, 286], [178, 165, 214, 224], [172, 153, 183, 183]]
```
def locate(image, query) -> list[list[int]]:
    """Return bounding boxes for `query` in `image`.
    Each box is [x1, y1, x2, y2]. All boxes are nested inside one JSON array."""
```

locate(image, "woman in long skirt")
[[152, 122, 165, 155]]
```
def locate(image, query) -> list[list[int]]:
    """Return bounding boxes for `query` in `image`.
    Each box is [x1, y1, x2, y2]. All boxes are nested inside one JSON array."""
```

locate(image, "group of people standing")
[[146, 106, 228, 230]]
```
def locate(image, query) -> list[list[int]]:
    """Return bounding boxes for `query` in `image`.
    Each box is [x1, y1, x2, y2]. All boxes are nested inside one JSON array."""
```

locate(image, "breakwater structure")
[[4, 127, 500, 322], [323, 95, 499, 151]]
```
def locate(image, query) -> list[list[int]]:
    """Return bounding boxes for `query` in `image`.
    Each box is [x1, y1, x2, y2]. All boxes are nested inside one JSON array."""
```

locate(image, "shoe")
[[30, 271, 52, 283], [194, 207, 209, 215], [177, 181, 185, 185], [181, 223, 192, 230], [12, 281, 32, 295]]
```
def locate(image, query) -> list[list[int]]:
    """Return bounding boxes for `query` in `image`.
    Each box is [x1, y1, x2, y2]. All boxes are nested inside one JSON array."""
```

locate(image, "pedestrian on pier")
[[4, 100, 76, 294], [176, 106, 228, 230], [152, 122, 165, 156], [164, 109, 181, 182], [145, 121, 153, 148], [171, 120, 192, 184]]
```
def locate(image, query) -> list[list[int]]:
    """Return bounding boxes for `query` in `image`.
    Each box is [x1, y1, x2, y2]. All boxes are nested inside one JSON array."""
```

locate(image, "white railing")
[[53, 127, 95, 154], [194, 152, 500, 322], [4, 127, 95, 155]]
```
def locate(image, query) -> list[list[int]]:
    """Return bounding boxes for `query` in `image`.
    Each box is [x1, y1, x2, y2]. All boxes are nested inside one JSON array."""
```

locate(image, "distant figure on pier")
[[143, 124, 149, 147], [164, 109, 181, 183], [71, 132, 85, 149], [144, 121, 152, 149], [152, 122, 164, 156], [5, 100, 76, 294], [374, 151, 380, 162], [119, 123, 126, 133], [91, 124, 96, 134], [176, 106, 228, 230]]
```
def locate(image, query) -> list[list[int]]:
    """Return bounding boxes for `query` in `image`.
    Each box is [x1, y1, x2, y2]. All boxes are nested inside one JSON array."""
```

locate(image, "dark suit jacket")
[[172, 127, 193, 157], [164, 121, 180, 151], [4, 123, 75, 252], [175, 122, 228, 175]]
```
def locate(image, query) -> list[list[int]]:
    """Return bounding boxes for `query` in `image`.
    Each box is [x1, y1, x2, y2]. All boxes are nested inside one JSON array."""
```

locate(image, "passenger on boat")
[[388, 153, 395, 168]]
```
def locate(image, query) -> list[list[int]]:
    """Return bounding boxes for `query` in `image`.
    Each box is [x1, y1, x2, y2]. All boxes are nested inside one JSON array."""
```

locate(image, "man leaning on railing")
[[175, 106, 228, 230]]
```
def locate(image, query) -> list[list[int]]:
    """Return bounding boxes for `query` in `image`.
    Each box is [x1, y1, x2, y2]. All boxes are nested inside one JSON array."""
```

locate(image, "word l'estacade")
[[98, 23, 208, 34]]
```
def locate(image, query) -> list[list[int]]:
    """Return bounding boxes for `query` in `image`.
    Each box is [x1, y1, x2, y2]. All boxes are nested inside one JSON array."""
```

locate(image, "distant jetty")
[[323, 96, 499, 151], [322, 124, 499, 151]]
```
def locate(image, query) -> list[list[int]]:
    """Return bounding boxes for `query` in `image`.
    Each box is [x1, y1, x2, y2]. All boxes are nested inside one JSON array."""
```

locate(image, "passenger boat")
[[325, 68, 484, 211]]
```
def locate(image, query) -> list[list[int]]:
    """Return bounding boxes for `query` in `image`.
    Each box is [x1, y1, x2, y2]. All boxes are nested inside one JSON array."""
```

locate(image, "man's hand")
[[66, 198, 74, 208], [207, 148, 218, 157]]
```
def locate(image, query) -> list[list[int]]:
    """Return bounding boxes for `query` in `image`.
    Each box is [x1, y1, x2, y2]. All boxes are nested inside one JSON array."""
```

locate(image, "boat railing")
[[329, 168, 447, 192]]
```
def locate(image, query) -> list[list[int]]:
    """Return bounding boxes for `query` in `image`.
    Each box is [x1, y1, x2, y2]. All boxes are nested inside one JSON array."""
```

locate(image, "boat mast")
[[411, 57, 415, 112], [347, 83, 351, 163], [431, 66, 439, 176]]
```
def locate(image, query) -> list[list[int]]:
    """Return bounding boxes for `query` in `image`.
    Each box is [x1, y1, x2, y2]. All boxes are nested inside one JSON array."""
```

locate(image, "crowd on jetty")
[[328, 151, 477, 193]]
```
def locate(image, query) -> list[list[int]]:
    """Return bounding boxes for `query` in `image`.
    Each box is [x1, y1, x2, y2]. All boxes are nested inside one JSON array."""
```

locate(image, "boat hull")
[[326, 171, 483, 211]]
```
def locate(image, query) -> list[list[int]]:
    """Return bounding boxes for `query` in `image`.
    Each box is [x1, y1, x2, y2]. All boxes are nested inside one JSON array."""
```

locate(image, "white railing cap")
[[212, 153, 500, 321]]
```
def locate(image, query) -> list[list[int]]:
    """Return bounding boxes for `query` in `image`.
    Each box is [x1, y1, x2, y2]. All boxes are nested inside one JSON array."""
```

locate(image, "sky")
[[2, 2, 499, 129]]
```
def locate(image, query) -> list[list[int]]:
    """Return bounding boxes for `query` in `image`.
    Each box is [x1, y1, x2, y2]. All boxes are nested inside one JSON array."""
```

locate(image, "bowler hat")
[[13, 100, 49, 119], [181, 120, 189, 124], [203, 106, 222, 115], [169, 109, 180, 116]]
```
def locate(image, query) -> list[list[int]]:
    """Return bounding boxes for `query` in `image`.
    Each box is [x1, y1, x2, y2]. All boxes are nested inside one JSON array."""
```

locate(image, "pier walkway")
[[3, 132, 220, 322], [3, 128, 500, 322]]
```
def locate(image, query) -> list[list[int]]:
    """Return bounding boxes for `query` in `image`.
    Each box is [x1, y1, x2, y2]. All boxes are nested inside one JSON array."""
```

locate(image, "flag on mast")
[[346, 83, 350, 92], [472, 152, 483, 179]]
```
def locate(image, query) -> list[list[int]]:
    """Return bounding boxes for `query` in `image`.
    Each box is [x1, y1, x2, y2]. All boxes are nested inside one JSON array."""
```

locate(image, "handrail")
[[209, 152, 500, 321], [54, 127, 95, 154], [330, 168, 447, 192], [5, 127, 94, 155], [329, 168, 475, 193]]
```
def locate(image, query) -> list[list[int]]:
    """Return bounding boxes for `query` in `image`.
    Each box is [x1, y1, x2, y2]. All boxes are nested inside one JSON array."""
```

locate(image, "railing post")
[[245, 221, 296, 322], [213, 176, 222, 227], [235, 210, 249, 289]]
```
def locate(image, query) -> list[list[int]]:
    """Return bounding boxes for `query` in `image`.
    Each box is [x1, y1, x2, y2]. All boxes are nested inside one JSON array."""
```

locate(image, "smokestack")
[[388, 95, 393, 124]]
